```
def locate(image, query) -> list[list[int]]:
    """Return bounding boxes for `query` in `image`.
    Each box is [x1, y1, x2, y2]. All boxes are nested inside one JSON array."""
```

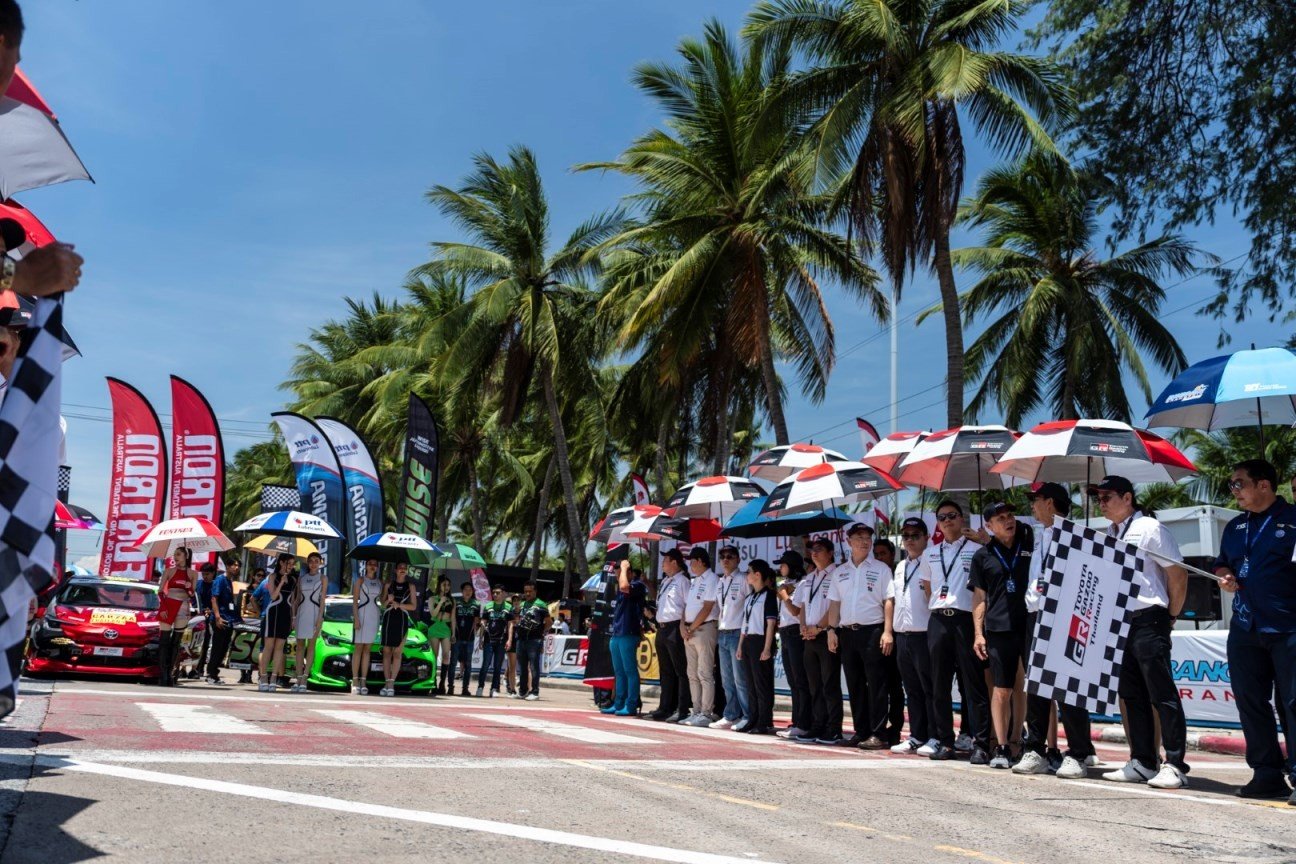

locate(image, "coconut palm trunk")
[[541, 363, 590, 593], [932, 229, 965, 428], [529, 457, 556, 583]]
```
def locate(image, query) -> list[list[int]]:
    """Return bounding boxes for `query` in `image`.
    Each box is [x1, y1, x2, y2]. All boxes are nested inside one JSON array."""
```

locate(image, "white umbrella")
[[991, 419, 1197, 485], [234, 510, 343, 540], [745, 443, 848, 483], [760, 461, 903, 516], [859, 431, 928, 475], [130, 517, 234, 559], [894, 425, 1022, 492], [664, 475, 767, 520]]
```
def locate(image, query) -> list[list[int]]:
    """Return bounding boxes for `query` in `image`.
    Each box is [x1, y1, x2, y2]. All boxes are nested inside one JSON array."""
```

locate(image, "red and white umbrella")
[[894, 425, 1022, 491], [760, 461, 904, 517], [589, 505, 723, 545], [991, 419, 1197, 485], [0, 198, 55, 259], [0, 69, 92, 199], [54, 500, 100, 531], [589, 505, 667, 544], [746, 443, 848, 482], [664, 475, 767, 519], [859, 430, 928, 475], [129, 517, 235, 559]]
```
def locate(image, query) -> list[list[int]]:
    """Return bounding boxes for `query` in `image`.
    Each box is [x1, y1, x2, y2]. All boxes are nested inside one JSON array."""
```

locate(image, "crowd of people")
[[600, 461, 1296, 805]]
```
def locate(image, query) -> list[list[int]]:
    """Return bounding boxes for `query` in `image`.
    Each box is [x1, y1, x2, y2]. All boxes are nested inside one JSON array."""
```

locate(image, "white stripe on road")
[[603, 717, 859, 755], [57, 688, 575, 711], [44, 757, 782, 864], [312, 709, 472, 740], [134, 702, 271, 735], [467, 713, 656, 744]]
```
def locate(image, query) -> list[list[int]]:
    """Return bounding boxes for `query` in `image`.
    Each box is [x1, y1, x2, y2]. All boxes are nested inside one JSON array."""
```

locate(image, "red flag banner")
[[99, 378, 168, 580], [630, 472, 651, 507], [168, 376, 225, 565], [856, 417, 881, 456]]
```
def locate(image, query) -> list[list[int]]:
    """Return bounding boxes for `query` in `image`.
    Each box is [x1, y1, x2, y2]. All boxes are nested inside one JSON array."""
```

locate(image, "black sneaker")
[[815, 733, 844, 746], [646, 711, 670, 722], [929, 745, 956, 761], [970, 747, 991, 766], [1045, 748, 1064, 774], [791, 732, 821, 744], [1237, 776, 1292, 799]]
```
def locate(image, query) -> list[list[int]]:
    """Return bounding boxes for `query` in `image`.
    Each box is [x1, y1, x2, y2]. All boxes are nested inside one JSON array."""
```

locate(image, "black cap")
[[686, 547, 711, 567], [661, 548, 685, 567], [845, 522, 874, 537], [982, 501, 1015, 521], [808, 537, 834, 553], [900, 517, 928, 535], [717, 544, 739, 556], [1026, 482, 1071, 514], [776, 550, 804, 569], [1089, 475, 1134, 496]]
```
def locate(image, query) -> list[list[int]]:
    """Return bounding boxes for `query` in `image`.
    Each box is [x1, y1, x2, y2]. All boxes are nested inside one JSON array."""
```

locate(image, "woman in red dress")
[[158, 547, 196, 686]]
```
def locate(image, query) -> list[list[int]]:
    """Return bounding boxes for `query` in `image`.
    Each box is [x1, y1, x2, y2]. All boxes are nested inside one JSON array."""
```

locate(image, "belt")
[[934, 608, 969, 617]]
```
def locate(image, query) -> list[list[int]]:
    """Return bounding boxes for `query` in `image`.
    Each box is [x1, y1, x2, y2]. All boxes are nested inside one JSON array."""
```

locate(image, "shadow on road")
[[0, 760, 103, 864]]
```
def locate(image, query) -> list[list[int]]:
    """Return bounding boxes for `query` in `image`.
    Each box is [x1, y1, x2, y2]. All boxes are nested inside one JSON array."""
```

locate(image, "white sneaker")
[[1102, 759, 1157, 784], [778, 726, 807, 739], [916, 738, 940, 757], [890, 738, 921, 754], [711, 717, 735, 730], [1084, 754, 1101, 767], [257, 682, 270, 693], [954, 732, 974, 752], [1013, 751, 1048, 775], [1055, 755, 1087, 779], [675, 712, 698, 724], [524, 694, 538, 701], [1148, 763, 1187, 789], [731, 718, 750, 732]]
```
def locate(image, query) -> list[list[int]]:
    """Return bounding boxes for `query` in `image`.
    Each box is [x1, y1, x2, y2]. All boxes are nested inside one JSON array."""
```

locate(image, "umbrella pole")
[[1257, 400, 1266, 457], [1085, 456, 1092, 524]]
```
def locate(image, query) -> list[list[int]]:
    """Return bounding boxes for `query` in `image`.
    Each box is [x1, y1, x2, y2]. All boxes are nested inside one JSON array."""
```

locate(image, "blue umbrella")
[[1145, 347, 1296, 448], [233, 510, 343, 540], [721, 494, 855, 539]]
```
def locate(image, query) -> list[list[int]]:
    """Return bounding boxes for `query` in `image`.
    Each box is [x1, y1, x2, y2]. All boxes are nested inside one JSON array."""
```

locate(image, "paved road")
[[0, 678, 1289, 864]]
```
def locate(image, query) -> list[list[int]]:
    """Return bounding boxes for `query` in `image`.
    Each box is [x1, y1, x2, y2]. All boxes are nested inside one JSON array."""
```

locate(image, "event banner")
[[260, 484, 301, 512], [100, 378, 168, 580], [856, 417, 881, 456], [316, 417, 385, 584], [398, 394, 439, 539], [168, 376, 224, 566], [1026, 518, 1142, 715], [271, 412, 345, 590], [630, 472, 651, 507]]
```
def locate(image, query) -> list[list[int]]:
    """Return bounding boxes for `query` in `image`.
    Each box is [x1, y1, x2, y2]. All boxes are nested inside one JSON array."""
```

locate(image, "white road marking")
[[134, 702, 271, 735], [603, 717, 859, 755], [312, 709, 472, 739], [466, 712, 657, 744], [44, 756, 782, 864], [57, 687, 574, 711]]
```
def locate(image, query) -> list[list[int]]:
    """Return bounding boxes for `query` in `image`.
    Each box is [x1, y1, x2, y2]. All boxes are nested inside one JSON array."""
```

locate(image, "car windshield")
[[58, 581, 159, 611], [324, 601, 353, 624]]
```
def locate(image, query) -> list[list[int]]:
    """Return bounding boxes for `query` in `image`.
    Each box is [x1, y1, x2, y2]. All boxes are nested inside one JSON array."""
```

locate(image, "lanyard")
[[1245, 513, 1273, 561], [1114, 513, 1138, 541], [938, 540, 969, 586], [903, 560, 921, 591], [806, 571, 829, 606], [991, 540, 1021, 574], [745, 589, 765, 627]]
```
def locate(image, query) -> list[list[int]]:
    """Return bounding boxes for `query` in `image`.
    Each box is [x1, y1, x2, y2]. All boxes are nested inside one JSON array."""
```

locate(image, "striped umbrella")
[[664, 475, 767, 519], [0, 69, 92, 198], [760, 461, 903, 517], [346, 532, 443, 566], [588, 505, 667, 544], [1145, 347, 1296, 449], [130, 517, 234, 559], [991, 419, 1197, 485], [859, 431, 928, 475], [244, 534, 320, 558], [894, 425, 1022, 492], [234, 510, 343, 540], [745, 443, 848, 482]]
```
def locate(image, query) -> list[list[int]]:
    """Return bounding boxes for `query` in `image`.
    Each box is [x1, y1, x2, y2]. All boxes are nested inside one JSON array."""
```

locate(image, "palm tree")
[[420, 146, 623, 580], [1176, 428, 1296, 505], [584, 21, 883, 445], [939, 151, 1199, 426], [223, 439, 295, 533], [745, 0, 1072, 427]]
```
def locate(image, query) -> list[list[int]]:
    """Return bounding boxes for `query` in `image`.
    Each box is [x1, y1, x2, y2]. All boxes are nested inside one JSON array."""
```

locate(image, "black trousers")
[[928, 610, 990, 749], [740, 634, 775, 729], [1227, 626, 1296, 783], [1120, 607, 1188, 770], [779, 624, 812, 730], [839, 624, 888, 740], [654, 621, 691, 716], [802, 632, 843, 737], [884, 649, 905, 743], [896, 631, 935, 743], [206, 623, 233, 679]]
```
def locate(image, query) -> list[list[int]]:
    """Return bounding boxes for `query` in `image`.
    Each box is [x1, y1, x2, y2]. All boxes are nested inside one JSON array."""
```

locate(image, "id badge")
[[1035, 579, 1046, 595], [938, 585, 949, 600], [1006, 579, 1017, 594], [1238, 559, 1250, 581]]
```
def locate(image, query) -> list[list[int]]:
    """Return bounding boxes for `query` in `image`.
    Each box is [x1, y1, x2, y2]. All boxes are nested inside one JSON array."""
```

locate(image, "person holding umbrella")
[[351, 558, 383, 694], [259, 554, 296, 693], [379, 562, 418, 697], [290, 552, 325, 693], [602, 559, 647, 716], [157, 548, 196, 687]]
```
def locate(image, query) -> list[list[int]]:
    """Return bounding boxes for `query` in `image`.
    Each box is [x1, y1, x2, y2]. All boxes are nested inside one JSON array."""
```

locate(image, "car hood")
[[321, 620, 427, 647]]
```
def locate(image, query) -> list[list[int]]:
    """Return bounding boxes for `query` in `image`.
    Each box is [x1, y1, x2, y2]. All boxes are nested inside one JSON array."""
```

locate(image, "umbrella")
[[642, 516, 723, 544], [1145, 347, 1296, 448], [233, 510, 343, 540], [346, 532, 443, 566], [991, 419, 1197, 485], [745, 443, 848, 483], [859, 431, 928, 475], [760, 461, 903, 517], [0, 69, 92, 198], [664, 475, 767, 519], [244, 534, 319, 558], [430, 542, 487, 570], [0, 198, 56, 259], [723, 494, 854, 539], [130, 517, 234, 559], [894, 425, 1021, 492], [54, 500, 93, 531], [588, 505, 667, 544]]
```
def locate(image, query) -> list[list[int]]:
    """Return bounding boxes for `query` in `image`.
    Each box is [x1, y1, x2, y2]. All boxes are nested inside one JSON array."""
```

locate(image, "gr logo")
[[561, 639, 589, 667]]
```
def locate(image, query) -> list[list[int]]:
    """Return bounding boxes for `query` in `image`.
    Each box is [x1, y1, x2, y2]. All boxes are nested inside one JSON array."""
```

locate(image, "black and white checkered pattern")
[[260, 483, 301, 513], [1026, 518, 1143, 715], [0, 298, 65, 718]]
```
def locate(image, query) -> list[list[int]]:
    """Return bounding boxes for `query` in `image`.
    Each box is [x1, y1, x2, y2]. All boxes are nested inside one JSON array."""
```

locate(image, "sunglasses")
[[1088, 492, 1118, 504], [1227, 479, 1250, 492], [935, 512, 960, 522]]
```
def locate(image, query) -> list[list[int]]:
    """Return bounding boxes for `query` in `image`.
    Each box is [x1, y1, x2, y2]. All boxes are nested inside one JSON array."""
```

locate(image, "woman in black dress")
[[379, 562, 417, 697], [259, 553, 296, 692]]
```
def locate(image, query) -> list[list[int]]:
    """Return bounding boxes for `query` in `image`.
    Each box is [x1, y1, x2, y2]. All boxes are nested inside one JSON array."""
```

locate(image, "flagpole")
[[889, 287, 899, 436]]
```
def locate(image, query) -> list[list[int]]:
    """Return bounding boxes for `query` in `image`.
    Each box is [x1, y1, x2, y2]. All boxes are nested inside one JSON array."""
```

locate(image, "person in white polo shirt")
[[886, 517, 938, 756], [680, 547, 721, 726], [793, 538, 844, 745], [925, 500, 991, 764], [827, 523, 894, 750], [648, 548, 692, 723], [713, 544, 751, 731], [1091, 475, 1191, 789]]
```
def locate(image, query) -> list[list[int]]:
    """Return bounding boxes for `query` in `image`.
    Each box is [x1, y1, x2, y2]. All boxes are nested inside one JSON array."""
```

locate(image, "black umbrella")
[[722, 495, 855, 539]]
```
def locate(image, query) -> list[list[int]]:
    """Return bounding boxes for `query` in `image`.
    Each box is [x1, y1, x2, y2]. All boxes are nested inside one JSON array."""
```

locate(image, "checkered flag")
[[0, 298, 66, 718], [1026, 518, 1143, 715], [260, 483, 301, 513]]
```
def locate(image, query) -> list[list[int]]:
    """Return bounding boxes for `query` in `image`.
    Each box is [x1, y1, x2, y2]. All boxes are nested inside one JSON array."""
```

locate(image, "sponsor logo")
[[850, 479, 879, 490], [103, 629, 119, 640], [410, 435, 434, 455], [1243, 382, 1286, 393], [1163, 383, 1208, 404], [969, 442, 1005, 451], [89, 609, 136, 626], [1088, 442, 1130, 455], [1063, 562, 1103, 666]]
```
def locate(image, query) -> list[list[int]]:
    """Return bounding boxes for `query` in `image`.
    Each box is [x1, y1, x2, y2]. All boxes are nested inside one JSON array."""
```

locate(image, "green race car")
[[226, 596, 438, 693]]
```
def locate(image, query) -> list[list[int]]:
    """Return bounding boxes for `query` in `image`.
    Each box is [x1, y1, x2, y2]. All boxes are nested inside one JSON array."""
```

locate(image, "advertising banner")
[[316, 417, 385, 584], [397, 394, 439, 539], [100, 378, 168, 580], [168, 376, 224, 566], [271, 412, 345, 591]]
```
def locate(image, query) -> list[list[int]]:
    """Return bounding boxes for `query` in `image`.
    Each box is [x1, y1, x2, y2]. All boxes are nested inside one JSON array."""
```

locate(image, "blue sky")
[[15, 2, 1284, 568]]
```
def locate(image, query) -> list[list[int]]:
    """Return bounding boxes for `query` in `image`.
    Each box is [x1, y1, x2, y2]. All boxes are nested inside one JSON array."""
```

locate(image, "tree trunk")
[[435, 490, 452, 544], [541, 362, 590, 595], [932, 227, 965, 428], [651, 415, 670, 584], [530, 457, 556, 584], [466, 456, 484, 552]]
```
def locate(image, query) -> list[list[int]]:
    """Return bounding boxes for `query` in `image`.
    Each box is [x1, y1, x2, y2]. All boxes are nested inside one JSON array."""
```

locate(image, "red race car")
[[25, 577, 204, 680]]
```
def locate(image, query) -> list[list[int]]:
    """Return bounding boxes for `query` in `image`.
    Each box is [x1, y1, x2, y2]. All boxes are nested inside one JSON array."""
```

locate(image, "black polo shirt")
[[968, 524, 1034, 633]]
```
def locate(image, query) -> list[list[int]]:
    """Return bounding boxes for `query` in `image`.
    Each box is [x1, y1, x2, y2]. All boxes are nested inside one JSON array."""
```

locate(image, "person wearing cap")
[[794, 538, 844, 744], [1214, 459, 1296, 803], [712, 544, 751, 731], [680, 547, 720, 726], [886, 517, 938, 755], [826, 523, 893, 749], [925, 500, 991, 763], [648, 548, 692, 722], [1018, 482, 1096, 778], [206, 558, 242, 685], [1091, 475, 1190, 789], [776, 550, 813, 738], [969, 502, 1034, 769]]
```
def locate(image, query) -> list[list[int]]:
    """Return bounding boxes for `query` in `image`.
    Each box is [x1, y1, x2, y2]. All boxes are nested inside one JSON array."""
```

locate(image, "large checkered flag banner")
[[0, 298, 66, 718], [1026, 518, 1143, 715], [260, 483, 301, 513]]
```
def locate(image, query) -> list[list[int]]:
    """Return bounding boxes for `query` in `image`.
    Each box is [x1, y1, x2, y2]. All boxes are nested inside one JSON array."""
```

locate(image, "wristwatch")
[[1, 256, 14, 292]]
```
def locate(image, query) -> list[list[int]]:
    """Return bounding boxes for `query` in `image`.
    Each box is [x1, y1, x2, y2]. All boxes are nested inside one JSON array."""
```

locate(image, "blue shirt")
[[610, 579, 647, 637], [195, 577, 214, 617], [1212, 497, 1296, 633], [211, 575, 240, 624], [252, 579, 270, 619]]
